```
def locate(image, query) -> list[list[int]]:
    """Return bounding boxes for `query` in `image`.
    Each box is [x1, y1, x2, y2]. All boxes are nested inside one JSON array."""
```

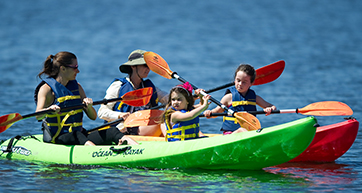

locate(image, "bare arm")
[[35, 84, 59, 120], [256, 95, 276, 115], [171, 94, 210, 123], [203, 93, 232, 117]]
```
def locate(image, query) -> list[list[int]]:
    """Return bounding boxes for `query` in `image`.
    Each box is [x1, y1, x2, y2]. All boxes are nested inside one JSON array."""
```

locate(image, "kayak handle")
[[110, 146, 131, 153]]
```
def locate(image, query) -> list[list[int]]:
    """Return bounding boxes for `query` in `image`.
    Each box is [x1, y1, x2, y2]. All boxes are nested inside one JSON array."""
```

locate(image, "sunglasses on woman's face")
[[66, 64, 78, 70]]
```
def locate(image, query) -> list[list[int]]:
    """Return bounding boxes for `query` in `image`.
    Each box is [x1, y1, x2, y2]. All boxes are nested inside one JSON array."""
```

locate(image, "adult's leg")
[[88, 127, 125, 145], [55, 131, 90, 145]]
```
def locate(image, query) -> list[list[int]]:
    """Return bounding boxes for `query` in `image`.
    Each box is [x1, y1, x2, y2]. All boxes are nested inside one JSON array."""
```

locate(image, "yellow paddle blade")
[[124, 109, 163, 127], [234, 112, 261, 131], [298, 101, 353, 116], [144, 51, 173, 79]]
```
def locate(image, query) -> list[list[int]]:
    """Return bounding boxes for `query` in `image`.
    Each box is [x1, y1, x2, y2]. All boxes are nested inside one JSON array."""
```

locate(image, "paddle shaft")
[[25, 97, 127, 119], [198, 110, 297, 117], [171, 72, 235, 115], [150, 83, 234, 110], [87, 117, 125, 133]]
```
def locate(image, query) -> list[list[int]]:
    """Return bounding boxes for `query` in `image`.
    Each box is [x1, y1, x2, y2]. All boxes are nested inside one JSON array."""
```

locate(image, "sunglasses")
[[66, 64, 78, 70]]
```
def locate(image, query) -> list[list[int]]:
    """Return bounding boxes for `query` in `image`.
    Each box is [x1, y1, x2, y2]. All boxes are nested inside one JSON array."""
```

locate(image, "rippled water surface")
[[0, 0, 361, 192]]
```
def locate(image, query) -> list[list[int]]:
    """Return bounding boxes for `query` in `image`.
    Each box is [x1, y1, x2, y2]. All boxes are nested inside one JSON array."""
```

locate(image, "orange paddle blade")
[[0, 113, 22, 133], [298, 101, 353, 116], [234, 112, 261, 131], [124, 109, 163, 127], [144, 52, 173, 79], [122, 87, 153, 107], [254, 60, 285, 86]]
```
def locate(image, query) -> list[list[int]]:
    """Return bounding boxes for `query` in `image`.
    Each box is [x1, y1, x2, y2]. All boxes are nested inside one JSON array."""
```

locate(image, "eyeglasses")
[[66, 64, 78, 70]]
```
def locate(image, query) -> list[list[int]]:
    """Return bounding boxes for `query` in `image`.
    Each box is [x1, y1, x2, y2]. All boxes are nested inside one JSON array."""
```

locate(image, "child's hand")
[[194, 89, 203, 96], [264, 106, 276, 116], [201, 94, 211, 107], [203, 110, 213, 119]]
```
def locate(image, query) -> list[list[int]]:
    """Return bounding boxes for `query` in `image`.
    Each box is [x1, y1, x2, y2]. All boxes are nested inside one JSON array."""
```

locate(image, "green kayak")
[[0, 117, 317, 170]]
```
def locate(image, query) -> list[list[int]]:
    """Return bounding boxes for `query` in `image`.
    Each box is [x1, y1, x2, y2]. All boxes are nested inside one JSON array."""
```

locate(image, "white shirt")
[[97, 77, 168, 123]]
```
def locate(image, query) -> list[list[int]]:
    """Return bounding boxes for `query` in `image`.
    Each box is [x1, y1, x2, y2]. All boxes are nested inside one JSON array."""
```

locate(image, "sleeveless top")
[[34, 77, 83, 143], [221, 87, 257, 132], [165, 108, 200, 142]]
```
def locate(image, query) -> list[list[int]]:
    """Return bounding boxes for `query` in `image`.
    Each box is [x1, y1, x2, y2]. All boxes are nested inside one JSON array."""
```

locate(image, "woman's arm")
[[97, 81, 130, 121], [35, 84, 59, 120]]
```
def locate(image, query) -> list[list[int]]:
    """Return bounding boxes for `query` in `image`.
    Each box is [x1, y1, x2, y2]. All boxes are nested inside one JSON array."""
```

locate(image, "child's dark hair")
[[160, 86, 195, 126], [234, 64, 256, 83]]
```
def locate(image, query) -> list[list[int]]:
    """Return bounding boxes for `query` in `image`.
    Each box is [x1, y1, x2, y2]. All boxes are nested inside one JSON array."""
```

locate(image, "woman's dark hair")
[[37, 51, 77, 79]]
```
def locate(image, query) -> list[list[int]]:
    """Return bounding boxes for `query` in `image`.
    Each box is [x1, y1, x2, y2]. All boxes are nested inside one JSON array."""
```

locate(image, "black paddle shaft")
[[171, 72, 235, 115], [23, 97, 125, 119]]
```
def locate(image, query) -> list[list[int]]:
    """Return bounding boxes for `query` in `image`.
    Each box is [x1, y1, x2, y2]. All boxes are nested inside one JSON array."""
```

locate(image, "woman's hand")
[[83, 97, 93, 109], [47, 104, 61, 113], [118, 112, 130, 120]]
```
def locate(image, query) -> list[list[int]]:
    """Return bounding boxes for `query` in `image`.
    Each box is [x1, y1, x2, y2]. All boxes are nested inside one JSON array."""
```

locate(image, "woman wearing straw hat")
[[98, 49, 168, 136]]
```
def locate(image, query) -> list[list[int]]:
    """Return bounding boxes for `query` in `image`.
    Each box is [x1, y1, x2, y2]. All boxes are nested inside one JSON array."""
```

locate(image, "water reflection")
[[0, 159, 360, 192], [265, 162, 358, 188]]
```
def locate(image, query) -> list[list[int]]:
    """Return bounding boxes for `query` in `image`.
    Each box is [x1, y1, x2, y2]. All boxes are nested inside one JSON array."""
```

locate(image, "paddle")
[[124, 109, 254, 128], [0, 87, 153, 133], [144, 51, 261, 131], [200, 60, 285, 95], [124, 101, 353, 127], [247, 101, 353, 116], [87, 109, 165, 133], [148, 61, 285, 110], [87, 118, 125, 133], [148, 60, 286, 110]]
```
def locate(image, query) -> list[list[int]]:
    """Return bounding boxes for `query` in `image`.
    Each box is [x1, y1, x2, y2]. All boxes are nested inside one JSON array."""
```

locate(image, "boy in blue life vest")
[[203, 64, 276, 134]]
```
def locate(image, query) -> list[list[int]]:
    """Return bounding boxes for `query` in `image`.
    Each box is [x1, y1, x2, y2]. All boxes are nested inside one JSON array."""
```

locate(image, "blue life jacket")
[[165, 108, 200, 142], [35, 77, 83, 143], [221, 87, 257, 132], [112, 77, 158, 113]]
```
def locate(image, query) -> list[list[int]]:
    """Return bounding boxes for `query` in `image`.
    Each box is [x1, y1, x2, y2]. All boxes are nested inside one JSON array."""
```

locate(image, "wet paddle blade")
[[298, 101, 353, 116], [254, 60, 285, 86], [234, 112, 261, 131], [144, 52, 173, 79], [124, 109, 163, 127], [0, 113, 22, 133], [121, 87, 153, 107]]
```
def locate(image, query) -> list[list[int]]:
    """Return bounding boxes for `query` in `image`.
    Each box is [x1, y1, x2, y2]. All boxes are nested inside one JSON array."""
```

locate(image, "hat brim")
[[119, 58, 146, 73]]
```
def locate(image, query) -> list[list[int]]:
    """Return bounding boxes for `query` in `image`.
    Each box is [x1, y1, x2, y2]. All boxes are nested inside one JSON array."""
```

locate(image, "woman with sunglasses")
[[35, 51, 138, 146], [98, 49, 168, 136]]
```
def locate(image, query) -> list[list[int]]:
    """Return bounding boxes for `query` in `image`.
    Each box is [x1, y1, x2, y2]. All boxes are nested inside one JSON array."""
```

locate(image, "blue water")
[[0, 0, 361, 192]]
